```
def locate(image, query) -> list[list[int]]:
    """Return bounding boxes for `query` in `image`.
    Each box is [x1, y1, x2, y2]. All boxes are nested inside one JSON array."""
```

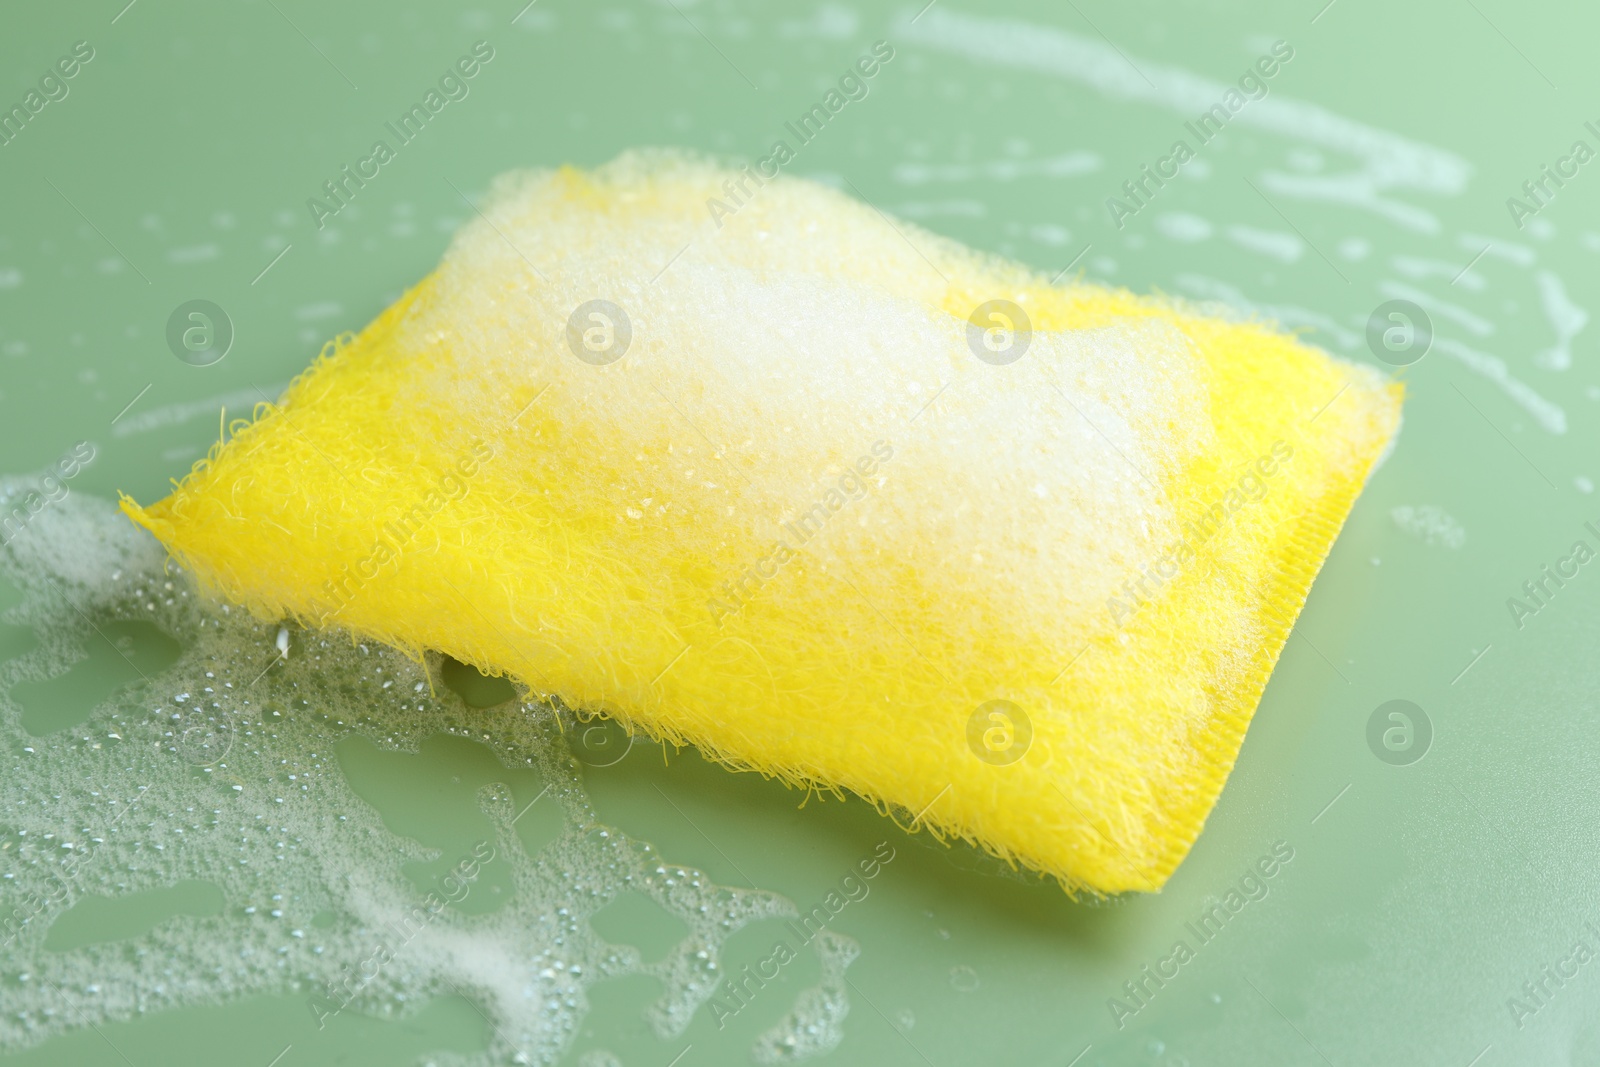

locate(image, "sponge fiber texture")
[[123, 150, 1402, 895]]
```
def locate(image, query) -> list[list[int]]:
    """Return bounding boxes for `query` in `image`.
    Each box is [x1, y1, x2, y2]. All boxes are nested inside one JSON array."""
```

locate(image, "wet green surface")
[[3, 0, 1600, 1064]]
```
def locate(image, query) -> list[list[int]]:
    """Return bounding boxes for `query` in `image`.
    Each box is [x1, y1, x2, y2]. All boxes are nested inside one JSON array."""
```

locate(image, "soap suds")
[[1391, 255, 1485, 291], [751, 930, 859, 1064], [0, 487, 825, 1065], [1378, 280, 1493, 337], [900, 7, 1472, 231], [1432, 338, 1567, 435], [1223, 225, 1303, 263], [1534, 270, 1588, 371], [890, 151, 1102, 185], [1390, 505, 1466, 549], [1155, 213, 1213, 243]]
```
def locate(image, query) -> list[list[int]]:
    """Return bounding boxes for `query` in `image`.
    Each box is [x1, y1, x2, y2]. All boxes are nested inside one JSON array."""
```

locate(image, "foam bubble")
[[751, 930, 859, 1064], [1390, 504, 1465, 549], [0, 485, 809, 1064]]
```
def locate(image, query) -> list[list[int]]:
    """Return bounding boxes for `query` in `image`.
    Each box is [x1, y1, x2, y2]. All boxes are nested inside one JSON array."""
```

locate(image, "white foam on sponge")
[[418, 152, 1212, 657]]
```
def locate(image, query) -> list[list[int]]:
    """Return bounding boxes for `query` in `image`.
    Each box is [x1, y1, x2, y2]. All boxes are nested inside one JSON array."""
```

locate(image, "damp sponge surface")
[[124, 151, 1401, 894]]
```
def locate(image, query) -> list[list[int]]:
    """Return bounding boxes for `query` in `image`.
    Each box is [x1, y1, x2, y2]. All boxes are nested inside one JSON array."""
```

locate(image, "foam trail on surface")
[[0, 487, 800, 1065], [897, 6, 1471, 229]]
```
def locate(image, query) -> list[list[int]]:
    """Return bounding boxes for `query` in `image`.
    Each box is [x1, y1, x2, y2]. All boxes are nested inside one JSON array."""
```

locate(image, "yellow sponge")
[[122, 150, 1401, 895]]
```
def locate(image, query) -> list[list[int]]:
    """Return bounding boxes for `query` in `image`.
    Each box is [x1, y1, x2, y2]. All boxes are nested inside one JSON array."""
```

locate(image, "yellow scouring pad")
[[123, 150, 1401, 895]]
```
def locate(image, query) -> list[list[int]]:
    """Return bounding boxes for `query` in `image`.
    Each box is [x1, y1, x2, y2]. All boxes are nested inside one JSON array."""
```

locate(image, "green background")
[[3, 0, 1599, 1063]]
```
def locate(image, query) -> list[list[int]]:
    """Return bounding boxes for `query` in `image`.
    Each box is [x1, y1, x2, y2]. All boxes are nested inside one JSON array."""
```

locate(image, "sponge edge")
[[123, 149, 1402, 896]]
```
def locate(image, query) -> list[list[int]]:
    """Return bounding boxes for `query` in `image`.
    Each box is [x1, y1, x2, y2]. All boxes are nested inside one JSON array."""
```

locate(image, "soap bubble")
[[168, 704, 235, 766], [0, 488, 797, 1065]]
